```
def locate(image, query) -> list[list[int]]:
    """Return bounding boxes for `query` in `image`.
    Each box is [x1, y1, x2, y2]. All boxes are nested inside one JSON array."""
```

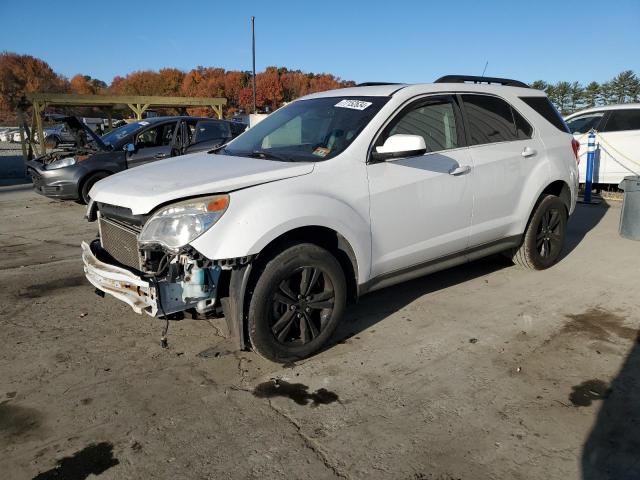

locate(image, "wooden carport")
[[22, 93, 227, 157]]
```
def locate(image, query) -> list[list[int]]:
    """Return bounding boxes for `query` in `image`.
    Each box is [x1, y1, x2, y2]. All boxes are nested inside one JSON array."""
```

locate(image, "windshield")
[[101, 121, 149, 147], [222, 96, 389, 161]]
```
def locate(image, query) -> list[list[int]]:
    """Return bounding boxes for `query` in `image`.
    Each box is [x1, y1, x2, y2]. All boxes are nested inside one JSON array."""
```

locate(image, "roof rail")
[[434, 75, 530, 88], [356, 82, 402, 87]]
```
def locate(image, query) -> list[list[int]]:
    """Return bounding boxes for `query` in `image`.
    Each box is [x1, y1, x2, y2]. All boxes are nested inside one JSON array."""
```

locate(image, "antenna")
[[481, 61, 488, 78]]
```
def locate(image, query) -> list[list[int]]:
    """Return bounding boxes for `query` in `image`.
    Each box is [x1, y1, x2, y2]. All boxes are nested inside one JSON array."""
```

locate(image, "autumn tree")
[[69, 74, 106, 95], [0, 52, 68, 123]]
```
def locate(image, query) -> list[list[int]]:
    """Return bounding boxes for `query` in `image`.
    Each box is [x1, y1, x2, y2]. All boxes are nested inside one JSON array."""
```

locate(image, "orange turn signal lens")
[[206, 196, 229, 212]]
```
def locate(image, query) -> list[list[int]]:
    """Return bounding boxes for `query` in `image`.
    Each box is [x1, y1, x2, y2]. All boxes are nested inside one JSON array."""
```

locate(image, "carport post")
[[33, 101, 46, 155], [584, 131, 596, 203]]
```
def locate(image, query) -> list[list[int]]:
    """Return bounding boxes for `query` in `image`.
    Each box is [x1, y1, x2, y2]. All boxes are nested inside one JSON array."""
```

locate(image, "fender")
[[189, 184, 373, 283]]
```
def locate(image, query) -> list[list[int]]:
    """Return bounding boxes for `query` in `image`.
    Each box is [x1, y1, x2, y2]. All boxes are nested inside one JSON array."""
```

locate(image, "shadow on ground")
[[562, 201, 609, 259], [582, 338, 640, 479], [332, 202, 610, 347]]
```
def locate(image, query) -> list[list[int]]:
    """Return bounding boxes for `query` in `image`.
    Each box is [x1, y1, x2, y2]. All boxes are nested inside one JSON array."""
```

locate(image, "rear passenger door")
[[461, 94, 545, 246], [597, 109, 640, 184]]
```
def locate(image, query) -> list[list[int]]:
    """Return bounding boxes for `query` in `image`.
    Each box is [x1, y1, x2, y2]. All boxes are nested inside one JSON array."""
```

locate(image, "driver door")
[[127, 121, 179, 168], [367, 95, 474, 277]]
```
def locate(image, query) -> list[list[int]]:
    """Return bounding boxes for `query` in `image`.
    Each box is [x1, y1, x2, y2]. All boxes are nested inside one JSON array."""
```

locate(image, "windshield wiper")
[[249, 150, 293, 162]]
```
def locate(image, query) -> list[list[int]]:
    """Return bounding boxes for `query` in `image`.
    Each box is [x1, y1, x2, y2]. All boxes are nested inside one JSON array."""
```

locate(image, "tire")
[[80, 172, 110, 204], [248, 243, 347, 362], [511, 194, 568, 270]]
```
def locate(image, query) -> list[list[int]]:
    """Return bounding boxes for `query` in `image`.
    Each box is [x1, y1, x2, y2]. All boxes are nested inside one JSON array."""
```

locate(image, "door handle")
[[448, 164, 471, 176], [521, 147, 537, 158], [154, 153, 168, 159]]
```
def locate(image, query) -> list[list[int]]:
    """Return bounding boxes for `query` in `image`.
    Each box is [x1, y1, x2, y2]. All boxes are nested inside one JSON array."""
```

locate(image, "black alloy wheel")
[[537, 207, 563, 259], [247, 243, 346, 362], [270, 266, 335, 345]]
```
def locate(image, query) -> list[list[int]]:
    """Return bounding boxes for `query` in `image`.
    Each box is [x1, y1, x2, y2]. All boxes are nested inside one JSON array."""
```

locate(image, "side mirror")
[[125, 143, 136, 153], [371, 134, 427, 161]]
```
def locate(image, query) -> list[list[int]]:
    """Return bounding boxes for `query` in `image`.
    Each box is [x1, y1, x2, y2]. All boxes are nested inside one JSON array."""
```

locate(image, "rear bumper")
[[81, 240, 158, 316]]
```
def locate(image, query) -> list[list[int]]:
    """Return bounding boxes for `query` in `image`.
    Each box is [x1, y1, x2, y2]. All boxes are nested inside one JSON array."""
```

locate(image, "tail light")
[[571, 138, 580, 164]]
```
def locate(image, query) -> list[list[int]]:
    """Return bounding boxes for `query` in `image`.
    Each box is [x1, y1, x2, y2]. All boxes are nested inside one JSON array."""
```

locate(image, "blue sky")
[[2, 0, 639, 85]]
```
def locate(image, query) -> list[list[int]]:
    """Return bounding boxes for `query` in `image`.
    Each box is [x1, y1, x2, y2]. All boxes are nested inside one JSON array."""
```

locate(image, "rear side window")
[[601, 110, 640, 132], [461, 94, 530, 145], [193, 121, 230, 143], [513, 109, 533, 139], [519, 96, 570, 133]]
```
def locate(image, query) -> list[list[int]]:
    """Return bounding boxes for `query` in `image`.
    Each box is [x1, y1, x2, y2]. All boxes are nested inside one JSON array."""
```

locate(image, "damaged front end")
[[82, 199, 233, 319]]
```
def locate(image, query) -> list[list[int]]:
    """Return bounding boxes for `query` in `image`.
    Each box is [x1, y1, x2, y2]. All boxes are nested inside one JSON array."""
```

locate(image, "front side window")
[[223, 96, 389, 162], [566, 112, 605, 134], [101, 121, 151, 148], [462, 94, 527, 145], [135, 122, 177, 148], [601, 109, 640, 132], [377, 96, 460, 153]]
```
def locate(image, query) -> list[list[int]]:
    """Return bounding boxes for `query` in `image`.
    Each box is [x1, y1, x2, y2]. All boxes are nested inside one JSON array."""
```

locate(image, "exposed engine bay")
[[84, 201, 232, 319]]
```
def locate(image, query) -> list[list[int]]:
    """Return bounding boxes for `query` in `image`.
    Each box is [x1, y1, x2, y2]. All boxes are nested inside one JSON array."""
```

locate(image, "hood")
[[90, 152, 315, 214], [60, 116, 108, 150]]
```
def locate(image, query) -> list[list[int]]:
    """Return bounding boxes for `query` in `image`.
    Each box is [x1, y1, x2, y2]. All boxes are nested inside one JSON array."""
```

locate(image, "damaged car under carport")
[[27, 116, 246, 204]]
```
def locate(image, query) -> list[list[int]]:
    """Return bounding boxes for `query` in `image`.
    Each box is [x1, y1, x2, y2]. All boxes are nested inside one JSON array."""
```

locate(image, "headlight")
[[138, 195, 229, 250], [47, 157, 76, 170]]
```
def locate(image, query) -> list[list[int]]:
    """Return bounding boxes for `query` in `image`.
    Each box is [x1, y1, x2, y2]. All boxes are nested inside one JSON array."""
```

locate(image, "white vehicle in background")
[[0, 127, 19, 142], [565, 104, 640, 185], [83, 75, 579, 362]]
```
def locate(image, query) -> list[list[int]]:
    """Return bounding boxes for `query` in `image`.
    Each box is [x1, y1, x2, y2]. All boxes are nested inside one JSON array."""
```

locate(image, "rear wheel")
[[511, 194, 567, 270], [248, 243, 346, 362], [80, 172, 110, 204]]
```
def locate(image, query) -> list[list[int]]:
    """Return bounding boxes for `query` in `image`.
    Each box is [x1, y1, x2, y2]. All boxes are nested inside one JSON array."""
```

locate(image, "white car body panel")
[[367, 148, 474, 276], [89, 152, 315, 215]]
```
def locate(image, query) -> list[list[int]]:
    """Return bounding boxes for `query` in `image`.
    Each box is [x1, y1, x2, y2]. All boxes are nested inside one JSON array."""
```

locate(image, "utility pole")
[[251, 16, 257, 114]]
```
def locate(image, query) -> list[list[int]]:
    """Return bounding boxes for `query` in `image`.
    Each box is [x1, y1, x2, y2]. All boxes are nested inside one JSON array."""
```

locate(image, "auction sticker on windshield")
[[335, 99, 372, 110]]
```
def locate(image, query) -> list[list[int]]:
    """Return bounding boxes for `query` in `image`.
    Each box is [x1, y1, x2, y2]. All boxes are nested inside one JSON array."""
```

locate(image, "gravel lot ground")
[[0, 187, 638, 480]]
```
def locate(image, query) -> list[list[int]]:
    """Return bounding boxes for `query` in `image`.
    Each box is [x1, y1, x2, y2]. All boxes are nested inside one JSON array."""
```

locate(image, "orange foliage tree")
[[0, 51, 355, 123]]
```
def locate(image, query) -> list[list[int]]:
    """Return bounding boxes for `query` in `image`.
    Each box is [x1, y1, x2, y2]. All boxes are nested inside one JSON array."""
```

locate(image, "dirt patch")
[[569, 379, 611, 407], [32, 442, 119, 480], [253, 379, 339, 407], [0, 403, 43, 445], [563, 307, 638, 342]]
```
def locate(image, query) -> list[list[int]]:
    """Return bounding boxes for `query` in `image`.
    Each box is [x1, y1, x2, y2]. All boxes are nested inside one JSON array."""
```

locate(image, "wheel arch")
[[222, 225, 360, 352], [541, 179, 571, 213], [518, 179, 571, 236], [78, 169, 113, 198]]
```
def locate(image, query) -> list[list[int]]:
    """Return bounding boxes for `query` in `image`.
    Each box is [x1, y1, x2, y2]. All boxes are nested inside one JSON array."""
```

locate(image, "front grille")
[[99, 216, 142, 270]]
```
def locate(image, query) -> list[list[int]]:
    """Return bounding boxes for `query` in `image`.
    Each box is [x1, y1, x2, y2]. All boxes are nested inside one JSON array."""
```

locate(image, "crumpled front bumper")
[[81, 241, 158, 316]]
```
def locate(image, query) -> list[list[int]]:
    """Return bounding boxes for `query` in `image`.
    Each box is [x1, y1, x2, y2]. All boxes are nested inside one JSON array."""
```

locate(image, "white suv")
[[565, 104, 640, 185], [82, 75, 579, 362]]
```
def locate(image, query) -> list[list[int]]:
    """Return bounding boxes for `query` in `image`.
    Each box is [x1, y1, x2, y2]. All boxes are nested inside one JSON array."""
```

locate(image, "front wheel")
[[511, 194, 568, 270], [248, 243, 346, 362], [80, 172, 110, 204]]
